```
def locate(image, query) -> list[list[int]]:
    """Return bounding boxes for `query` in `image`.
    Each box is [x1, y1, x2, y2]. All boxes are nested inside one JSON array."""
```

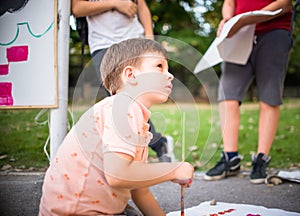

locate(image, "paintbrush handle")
[[181, 185, 185, 216]]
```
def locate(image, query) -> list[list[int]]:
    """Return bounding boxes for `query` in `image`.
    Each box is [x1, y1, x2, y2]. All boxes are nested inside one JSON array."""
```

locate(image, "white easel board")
[[0, 0, 58, 108]]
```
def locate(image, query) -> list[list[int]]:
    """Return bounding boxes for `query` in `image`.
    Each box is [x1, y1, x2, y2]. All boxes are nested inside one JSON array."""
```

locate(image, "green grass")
[[0, 109, 49, 169], [0, 99, 300, 171], [149, 100, 300, 171]]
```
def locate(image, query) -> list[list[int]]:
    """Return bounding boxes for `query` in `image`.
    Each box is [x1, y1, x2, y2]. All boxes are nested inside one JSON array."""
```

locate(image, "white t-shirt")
[[87, 7, 145, 54]]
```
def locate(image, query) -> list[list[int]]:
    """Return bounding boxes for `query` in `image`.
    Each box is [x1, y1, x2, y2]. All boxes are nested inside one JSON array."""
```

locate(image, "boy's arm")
[[217, 0, 236, 36], [103, 152, 193, 189], [245, 0, 292, 23], [131, 188, 165, 216], [222, 0, 236, 21]]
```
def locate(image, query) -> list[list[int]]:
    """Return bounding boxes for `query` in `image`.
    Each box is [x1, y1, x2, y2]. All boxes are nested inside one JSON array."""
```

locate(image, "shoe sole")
[[204, 170, 240, 181], [250, 178, 266, 184], [204, 172, 226, 181]]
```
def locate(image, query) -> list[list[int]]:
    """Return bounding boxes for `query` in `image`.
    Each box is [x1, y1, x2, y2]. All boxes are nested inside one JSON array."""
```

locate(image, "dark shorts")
[[91, 48, 108, 83], [218, 29, 293, 106]]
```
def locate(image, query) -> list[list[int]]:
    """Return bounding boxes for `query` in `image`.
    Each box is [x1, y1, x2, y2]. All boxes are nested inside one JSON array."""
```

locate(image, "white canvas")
[[167, 201, 300, 216]]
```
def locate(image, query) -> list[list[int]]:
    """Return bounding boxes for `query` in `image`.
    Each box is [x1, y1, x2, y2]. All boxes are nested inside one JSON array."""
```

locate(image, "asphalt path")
[[0, 171, 299, 215]]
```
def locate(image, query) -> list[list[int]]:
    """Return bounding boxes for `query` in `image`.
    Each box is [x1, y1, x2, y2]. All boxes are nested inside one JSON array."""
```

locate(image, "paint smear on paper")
[[0, 82, 13, 105], [0, 64, 9, 75], [6, 45, 28, 62]]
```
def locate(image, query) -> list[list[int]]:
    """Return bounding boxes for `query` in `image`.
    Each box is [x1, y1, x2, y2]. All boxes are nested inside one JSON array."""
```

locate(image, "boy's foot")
[[204, 151, 241, 181], [158, 135, 176, 162], [250, 153, 271, 184]]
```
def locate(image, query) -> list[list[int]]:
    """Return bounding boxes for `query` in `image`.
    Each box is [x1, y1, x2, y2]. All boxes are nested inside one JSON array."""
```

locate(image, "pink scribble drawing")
[[0, 64, 9, 75], [209, 208, 236, 216], [6, 45, 28, 62], [0, 45, 29, 106], [0, 82, 13, 106]]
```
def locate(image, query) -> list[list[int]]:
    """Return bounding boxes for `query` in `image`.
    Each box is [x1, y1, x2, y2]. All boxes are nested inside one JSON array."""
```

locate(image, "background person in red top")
[[204, 0, 293, 184]]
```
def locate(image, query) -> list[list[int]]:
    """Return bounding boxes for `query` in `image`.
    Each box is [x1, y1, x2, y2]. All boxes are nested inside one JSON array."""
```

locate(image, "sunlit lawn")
[[0, 99, 299, 171]]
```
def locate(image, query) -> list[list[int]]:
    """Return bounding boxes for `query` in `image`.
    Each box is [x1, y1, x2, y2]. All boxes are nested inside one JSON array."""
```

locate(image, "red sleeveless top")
[[235, 0, 292, 35]]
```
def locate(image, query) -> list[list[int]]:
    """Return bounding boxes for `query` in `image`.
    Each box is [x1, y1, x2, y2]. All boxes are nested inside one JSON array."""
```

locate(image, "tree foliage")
[[146, 0, 214, 51]]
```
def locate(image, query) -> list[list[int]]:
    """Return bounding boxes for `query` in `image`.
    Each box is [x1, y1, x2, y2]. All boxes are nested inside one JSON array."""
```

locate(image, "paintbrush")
[[181, 185, 185, 216], [181, 112, 186, 216]]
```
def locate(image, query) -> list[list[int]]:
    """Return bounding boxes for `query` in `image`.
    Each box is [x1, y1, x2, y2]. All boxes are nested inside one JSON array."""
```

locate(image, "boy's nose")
[[167, 72, 174, 81]]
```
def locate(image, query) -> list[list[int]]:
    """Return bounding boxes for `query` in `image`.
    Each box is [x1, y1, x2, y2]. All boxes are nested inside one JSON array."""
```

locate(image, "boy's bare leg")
[[219, 100, 240, 152], [257, 101, 280, 155]]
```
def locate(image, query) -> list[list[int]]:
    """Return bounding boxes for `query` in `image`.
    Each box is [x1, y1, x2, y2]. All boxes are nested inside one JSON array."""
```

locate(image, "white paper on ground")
[[194, 9, 282, 74], [167, 201, 300, 216], [278, 170, 300, 183]]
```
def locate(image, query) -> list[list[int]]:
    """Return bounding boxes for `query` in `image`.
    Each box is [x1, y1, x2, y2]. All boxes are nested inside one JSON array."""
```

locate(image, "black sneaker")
[[250, 153, 271, 184], [204, 151, 241, 181], [157, 135, 176, 162]]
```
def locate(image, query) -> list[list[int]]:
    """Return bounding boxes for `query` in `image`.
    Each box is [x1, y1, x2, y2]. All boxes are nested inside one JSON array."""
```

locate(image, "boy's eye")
[[157, 64, 163, 68]]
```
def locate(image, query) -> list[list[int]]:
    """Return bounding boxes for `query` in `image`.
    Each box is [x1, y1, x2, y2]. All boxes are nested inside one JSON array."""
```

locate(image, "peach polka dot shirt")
[[39, 94, 152, 215]]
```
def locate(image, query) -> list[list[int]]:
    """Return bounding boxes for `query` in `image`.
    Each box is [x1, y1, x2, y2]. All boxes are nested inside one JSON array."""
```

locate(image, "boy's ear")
[[123, 66, 135, 81], [122, 66, 137, 86]]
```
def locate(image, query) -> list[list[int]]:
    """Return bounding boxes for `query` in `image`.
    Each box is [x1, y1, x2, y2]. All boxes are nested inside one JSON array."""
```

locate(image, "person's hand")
[[218, 16, 251, 38], [217, 17, 231, 37], [115, 0, 138, 18], [171, 162, 194, 188]]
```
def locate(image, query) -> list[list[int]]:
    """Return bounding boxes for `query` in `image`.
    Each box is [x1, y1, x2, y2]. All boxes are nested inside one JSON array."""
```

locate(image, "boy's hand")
[[171, 162, 194, 187], [172, 178, 193, 188], [217, 17, 230, 37]]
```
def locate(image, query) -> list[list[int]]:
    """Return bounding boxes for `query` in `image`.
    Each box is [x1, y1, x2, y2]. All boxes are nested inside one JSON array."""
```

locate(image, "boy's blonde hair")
[[100, 38, 168, 95]]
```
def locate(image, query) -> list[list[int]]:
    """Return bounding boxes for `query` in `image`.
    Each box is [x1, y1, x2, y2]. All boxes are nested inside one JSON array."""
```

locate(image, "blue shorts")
[[218, 29, 293, 106]]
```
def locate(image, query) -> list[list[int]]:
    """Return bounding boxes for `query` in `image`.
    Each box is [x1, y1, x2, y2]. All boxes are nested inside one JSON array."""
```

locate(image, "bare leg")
[[257, 101, 280, 155], [219, 100, 240, 152]]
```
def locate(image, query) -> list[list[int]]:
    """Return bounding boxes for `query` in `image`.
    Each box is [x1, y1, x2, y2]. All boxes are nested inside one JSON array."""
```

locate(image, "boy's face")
[[129, 52, 174, 107]]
